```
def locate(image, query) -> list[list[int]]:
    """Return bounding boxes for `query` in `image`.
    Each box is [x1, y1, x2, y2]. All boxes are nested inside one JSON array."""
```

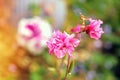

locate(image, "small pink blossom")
[[47, 30, 80, 58], [85, 18, 104, 40], [71, 24, 81, 33]]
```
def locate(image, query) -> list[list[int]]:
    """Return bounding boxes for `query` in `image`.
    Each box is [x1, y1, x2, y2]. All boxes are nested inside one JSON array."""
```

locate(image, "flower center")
[[26, 24, 41, 39]]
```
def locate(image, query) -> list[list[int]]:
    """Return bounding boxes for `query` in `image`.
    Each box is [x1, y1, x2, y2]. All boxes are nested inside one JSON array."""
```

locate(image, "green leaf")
[[68, 60, 74, 73]]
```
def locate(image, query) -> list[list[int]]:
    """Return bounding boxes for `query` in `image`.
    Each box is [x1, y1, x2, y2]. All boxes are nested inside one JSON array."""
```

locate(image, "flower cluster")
[[71, 18, 104, 40], [47, 17, 104, 58], [47, 30, 80, 58]]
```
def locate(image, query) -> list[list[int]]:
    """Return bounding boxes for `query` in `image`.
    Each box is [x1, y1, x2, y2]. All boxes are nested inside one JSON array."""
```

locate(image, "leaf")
[[68, 60, 74, 73]]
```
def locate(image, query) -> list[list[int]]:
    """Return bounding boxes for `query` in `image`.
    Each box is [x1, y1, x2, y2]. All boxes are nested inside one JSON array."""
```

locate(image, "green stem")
[[64, 55, 71, 80], [54, 57, 61, 80]]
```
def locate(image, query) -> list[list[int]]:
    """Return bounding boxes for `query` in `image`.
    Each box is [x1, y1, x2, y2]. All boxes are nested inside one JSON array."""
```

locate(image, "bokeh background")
[[0, 0, 120, 80]]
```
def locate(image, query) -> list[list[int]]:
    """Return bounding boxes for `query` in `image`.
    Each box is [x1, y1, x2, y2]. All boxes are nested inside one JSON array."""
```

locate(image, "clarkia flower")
[[85, 18, 104, 40], [47, 30, 80, 58], [17, 17, 52, 55]]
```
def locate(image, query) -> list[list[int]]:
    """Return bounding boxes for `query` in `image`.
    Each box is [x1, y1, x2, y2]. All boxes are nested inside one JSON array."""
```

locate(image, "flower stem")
[[64, 55, 71, 80]]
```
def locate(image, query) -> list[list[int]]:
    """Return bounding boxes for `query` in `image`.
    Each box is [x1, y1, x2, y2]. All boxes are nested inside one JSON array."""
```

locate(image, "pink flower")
[[71, 24, 81, 33], [85, 18, 104, 40], [47, 30, 80, 58], [17, 17, 52, 55]]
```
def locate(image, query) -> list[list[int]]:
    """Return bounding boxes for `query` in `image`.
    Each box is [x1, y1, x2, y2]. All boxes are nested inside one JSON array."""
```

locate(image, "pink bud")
[[71, 24, 81, 33]]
